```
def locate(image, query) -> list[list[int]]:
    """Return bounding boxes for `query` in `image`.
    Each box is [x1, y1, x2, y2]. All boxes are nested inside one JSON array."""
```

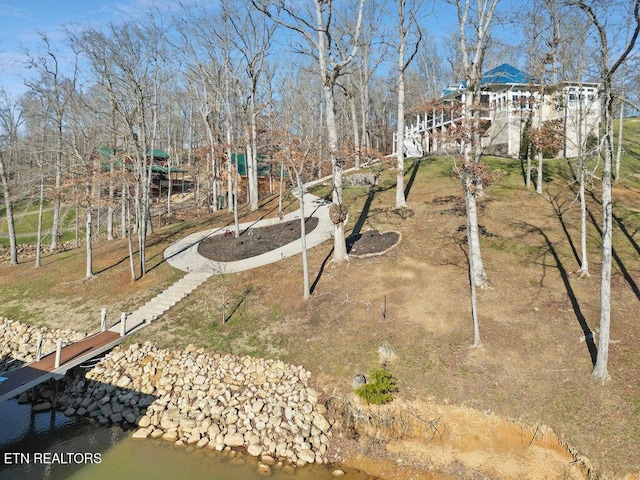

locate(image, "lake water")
[[0, 399, 377, 480]]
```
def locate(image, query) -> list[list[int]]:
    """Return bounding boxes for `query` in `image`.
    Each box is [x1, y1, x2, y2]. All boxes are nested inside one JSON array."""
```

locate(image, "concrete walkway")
[[164, 191, 334, 275], [110, 189, 334, 338], [0, 189, 337, 403]]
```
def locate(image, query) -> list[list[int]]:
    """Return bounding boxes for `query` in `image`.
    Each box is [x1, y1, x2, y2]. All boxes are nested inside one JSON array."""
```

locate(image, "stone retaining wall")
[[24, 341, 333, 470], [0, 241, 81, 264], [0, 244, 40, 264], [0, 318, 85, 371]]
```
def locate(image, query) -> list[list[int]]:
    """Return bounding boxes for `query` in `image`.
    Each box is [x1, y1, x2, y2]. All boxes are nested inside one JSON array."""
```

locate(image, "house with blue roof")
[[397, 64, 600, 159]]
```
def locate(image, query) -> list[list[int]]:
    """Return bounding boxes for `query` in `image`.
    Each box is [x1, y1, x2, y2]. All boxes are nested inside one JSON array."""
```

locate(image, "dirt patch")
[[347, 230, 401, 256], [329, 399, 589, 480]]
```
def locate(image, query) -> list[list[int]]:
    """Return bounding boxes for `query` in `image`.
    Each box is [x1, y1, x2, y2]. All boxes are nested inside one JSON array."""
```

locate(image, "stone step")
[[152, 293, 183, 304], [106, 272, 212, 334], [145, 299, 176, 310]]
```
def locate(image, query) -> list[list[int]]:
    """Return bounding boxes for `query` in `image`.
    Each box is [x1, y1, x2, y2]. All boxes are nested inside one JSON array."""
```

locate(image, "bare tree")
[[568, 0, 640, 382], [223, 0, 276, 212], [20, 90, 52, 266], [521, 0, 559, 193], [272, 72, 326, 299], [453, 0, 500, 291], [339, 3, 385, 171], [273, 136, 313, 300], [0, 91, 21, 266], [449, 0, 501, 347], [65, 90, 104, 280], [75, 19, 165, 277], [24, 35, 77, 252], [253, 0, 366, 263], [393, 0, 422, 209]]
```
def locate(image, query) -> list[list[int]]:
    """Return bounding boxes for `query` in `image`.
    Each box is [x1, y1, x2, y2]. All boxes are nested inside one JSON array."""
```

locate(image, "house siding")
[[397, 65, 601, 160]]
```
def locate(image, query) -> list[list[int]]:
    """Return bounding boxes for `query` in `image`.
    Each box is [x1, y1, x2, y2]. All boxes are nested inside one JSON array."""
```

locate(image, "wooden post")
[[54, 340, 62, 368], [100, 307, 107, 332], [35, 334, 43, 361], [120, 312, 127, 337]]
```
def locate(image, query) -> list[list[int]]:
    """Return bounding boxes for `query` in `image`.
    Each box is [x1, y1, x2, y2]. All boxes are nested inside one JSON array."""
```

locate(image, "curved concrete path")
[[164, 191, 334, 274], [0, 188, 338, 404]]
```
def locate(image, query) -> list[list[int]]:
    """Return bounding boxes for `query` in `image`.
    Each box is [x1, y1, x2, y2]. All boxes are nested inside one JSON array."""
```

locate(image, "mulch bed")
[[347, 230, 401, 256], [197, 218, 400, 262], [198, 217, 319, 262]]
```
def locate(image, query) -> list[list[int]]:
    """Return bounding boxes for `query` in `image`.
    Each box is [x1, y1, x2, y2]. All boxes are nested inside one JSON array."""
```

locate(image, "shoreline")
[[7, 327, 337, 477], [0, 319, 601, 479]]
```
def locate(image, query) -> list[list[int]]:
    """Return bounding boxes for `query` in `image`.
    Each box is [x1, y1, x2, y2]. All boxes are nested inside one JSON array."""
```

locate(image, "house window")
[[512, 92, 533, 111], [567, 89, 597, 110]]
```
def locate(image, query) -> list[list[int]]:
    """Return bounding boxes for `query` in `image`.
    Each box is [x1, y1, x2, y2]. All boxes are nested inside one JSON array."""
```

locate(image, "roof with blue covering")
[[442, 64, 535, 96], [481, 64, 533, 85]]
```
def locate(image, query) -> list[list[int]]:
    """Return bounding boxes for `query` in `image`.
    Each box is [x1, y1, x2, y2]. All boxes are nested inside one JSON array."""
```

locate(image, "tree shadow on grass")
[[546, 192, 582, 267], [521, 222, 597, 365], [582, 187, 640, 257], [551, 159, 640, 300], [582, 191, 640, 302], [224, 287, 252, 324], [310, 247, 333, 295], [613, 210, 640, 257], [404, 159, 422, 202], [346, 187, 375, 254]]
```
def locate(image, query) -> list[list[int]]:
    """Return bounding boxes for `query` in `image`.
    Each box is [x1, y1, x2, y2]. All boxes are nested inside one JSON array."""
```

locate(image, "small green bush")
[[354, 368, 397, 405]]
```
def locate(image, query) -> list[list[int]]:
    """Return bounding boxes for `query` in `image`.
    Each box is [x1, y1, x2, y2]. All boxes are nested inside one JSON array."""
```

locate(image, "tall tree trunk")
[[395, 37, 407, 209], [526, 141, 532, 189], [615, 102, 624, 184], [233, 157, 240, 238], [578, 164, 589, 276], [467, 192, 481, 347], [126, 184, 136, 282], [349, 89, 361, 170], [121, 174, 127, 240], [614, 58, 627, 185], [278, 162, 284, 219], [318, 101, 324, 180], [107, 161, 115, 240], [571, 0, 640, 382], [296, 170, 310, 300], [593, 87, 615, 381], [249, 108, 259, 211], [167, 154, 172, 218], [227, 132, 234, 213], [0, 153, 17, 265], [50, 121, 63, 251], [394, 0, 421, 208], [85, 204, 93, 280], [325, 80, 349, 263], [75, 205, 79, 248], [322, 71, 349, 261], [465, 180, 487, 287], [359, 63, 371, 155], [35, 176, 45, 267], [536, 151, 543, 195], [212, 150, 219, 212]]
